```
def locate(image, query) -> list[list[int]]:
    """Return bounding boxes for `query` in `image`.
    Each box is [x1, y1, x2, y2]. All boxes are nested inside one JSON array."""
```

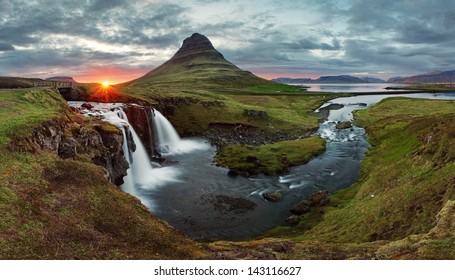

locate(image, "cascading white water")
[[152, 110, 181, 154], [101, 108, 181, 210], [66, 102, 208, 211], [152, 109, 208, 155]]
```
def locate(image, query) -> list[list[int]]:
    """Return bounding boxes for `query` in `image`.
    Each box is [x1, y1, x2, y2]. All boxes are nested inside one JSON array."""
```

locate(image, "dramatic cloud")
[[1, 0, 454, 82], [0, 42, 15, 51]]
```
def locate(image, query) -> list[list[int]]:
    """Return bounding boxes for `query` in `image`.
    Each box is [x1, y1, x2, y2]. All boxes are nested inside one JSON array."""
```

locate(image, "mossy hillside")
[[122, 84, 333, 136], [295, 98, 454, 244], [0, 89, 207, 259], [0, 152, 206, 259], [215, 136, 326, 176], [0, 89, 68, 146]]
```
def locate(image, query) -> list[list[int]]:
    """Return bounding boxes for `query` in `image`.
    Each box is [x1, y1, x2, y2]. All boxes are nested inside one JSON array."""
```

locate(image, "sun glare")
[[102, 80, 110, 87]]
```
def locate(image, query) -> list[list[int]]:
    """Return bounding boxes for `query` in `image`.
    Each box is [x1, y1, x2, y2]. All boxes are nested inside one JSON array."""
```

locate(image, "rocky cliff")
[[13, 116, 129, 185], [123, 103, 157, 158]]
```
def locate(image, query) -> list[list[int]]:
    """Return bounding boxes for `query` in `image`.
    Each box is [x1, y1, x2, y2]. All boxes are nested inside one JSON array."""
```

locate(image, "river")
[[69, 92, 455, 240]]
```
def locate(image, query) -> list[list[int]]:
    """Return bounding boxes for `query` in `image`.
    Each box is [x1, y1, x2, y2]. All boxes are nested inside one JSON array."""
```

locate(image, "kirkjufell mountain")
[[128, 33, 274, 88]]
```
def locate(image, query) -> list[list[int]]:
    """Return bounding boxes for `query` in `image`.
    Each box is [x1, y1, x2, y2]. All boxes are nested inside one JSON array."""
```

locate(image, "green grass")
[[246, 84, 308, 93], [215, 136, 326, 176], [294, 98, 455, 245], [0, 90, 68, 146]]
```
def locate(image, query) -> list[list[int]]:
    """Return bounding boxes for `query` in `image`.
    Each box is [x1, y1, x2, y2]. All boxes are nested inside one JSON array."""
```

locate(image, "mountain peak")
[[180, 33, 214, 51], [172, 32, 224, 62]]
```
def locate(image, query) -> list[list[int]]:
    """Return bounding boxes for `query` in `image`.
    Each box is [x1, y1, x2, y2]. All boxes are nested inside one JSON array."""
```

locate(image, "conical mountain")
[[128, 33, 274, 88]]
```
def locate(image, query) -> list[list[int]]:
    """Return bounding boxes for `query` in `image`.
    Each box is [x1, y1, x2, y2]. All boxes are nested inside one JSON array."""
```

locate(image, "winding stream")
[[70, 92, 455, 240]]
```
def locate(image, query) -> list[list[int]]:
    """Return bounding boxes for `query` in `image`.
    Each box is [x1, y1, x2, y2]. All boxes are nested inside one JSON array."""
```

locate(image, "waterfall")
[[68, 102, 208, 211], [152, 109, 208, 155], [101, 108, 181, 210], [152, 110, 181, 154]]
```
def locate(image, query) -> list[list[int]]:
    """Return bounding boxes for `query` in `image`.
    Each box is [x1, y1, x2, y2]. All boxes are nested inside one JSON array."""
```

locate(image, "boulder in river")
[[263, 191, 282, 202], [336, 121, 352, 129]]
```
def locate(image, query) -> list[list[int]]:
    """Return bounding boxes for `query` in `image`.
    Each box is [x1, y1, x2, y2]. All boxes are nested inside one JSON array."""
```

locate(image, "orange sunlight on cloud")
[[73, 66, 150, 84], [88, 83, 130, 103]]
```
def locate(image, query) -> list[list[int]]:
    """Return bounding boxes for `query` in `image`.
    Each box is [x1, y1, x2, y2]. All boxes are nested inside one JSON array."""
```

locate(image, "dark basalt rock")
[[123, 104, 156, 157], [263, 192, 282, 202], [81, 102, 93, 110], [201, 194, 257, 214], [308, 190, 331, 207], [205, 122, 312, 148], [58, 136, 77, 159], [95, 126, 129, 185], [290, 200, 310, 215], [317, 103, 345, 120], [336, 121, 352, 130], [57, 86, 89, 101], [243, 109, 268, 119], [286, 215, 301, 224], [171, 33, 226, 64], [290, 190, 331, 216], [13, 119, 129, 185]]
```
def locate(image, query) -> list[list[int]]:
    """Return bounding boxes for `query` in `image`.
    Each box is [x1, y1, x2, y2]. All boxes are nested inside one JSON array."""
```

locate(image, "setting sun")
[[102, 80, 110, 87]]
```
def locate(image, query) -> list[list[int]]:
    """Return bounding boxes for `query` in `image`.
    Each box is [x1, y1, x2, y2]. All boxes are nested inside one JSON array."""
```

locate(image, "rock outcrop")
[[243, 109, 268, 119], [336, 121, 352, 130], [123, 103, 156, 157], [13, 118, 128, 185], [263, 191, 282, 202], [288, 191, 331, 223]]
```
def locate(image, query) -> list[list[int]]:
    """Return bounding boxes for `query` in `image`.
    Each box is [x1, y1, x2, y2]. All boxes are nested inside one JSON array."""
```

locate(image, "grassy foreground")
[[0, 89, 207, 259]]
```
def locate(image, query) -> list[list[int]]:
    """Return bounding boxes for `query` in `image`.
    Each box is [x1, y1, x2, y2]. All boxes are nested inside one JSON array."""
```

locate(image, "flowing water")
[[68, 92, 455, 240], [152, 109, 207, 155]]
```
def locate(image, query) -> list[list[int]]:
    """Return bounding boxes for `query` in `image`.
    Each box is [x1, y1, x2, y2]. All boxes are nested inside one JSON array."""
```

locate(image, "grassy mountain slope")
[[0, 89, 207, 259], [127, 33, 274, 89]]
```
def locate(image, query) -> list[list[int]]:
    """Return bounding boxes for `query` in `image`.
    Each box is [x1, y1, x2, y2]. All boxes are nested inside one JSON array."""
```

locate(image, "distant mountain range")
[[273, 75, 385, 84], [275, 70, 455, 84], [386, 70, 455, 83], [46, 76, 78, 83]]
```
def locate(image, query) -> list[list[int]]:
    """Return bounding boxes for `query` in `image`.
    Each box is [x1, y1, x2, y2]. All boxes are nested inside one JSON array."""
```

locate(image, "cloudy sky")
[[1, 0, 455, 83]]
